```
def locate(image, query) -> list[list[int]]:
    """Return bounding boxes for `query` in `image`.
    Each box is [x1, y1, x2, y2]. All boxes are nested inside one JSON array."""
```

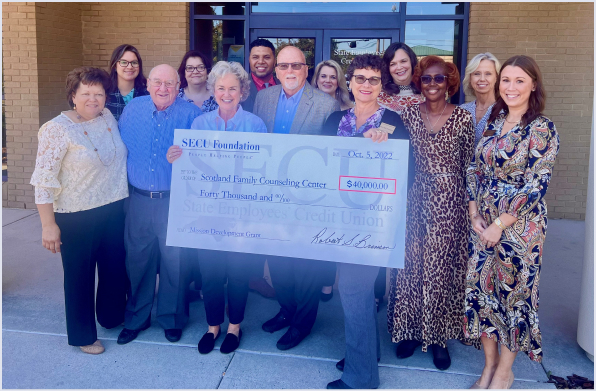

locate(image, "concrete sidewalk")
[[2, 207, 593, 388]]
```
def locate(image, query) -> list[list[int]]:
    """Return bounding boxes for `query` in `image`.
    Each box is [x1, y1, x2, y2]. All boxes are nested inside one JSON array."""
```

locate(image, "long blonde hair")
[[311, 60, 352, 109]]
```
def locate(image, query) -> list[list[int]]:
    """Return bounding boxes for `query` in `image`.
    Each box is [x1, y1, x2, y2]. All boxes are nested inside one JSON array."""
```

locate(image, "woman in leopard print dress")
[[387, 56, 475, 370]]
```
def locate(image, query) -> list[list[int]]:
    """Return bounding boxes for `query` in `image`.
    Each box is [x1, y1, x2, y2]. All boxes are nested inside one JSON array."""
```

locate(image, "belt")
[[132, 186, 170, 199]]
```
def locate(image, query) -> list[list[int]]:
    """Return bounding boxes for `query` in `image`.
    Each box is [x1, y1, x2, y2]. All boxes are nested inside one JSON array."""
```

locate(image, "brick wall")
[[467, 2, 594, 220], [36, 3, 83, 127], [2, 2, 40, 209], [81, 2, 189, 73]]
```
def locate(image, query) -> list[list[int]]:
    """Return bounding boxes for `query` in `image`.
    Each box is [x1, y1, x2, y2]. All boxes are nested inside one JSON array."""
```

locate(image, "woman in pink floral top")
[[464, 56, 559, 389]]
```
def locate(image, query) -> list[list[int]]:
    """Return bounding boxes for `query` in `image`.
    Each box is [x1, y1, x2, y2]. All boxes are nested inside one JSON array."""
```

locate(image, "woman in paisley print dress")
[[465, 55, 559, 389], [387, 55, 475, 371]]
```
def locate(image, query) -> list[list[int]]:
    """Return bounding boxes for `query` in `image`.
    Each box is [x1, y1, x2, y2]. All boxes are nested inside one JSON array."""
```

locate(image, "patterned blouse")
[[377, 85, 425, 115], [459, 100, 495, 148], [466, 113, 560, 219], [30, 108, 129, 213], [178, 88, 219, 113], [337, 107, 385, 137]]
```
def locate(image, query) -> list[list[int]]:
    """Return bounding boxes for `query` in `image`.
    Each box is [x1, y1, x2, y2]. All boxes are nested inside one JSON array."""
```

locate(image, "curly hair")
[[206, 61, 251, 103], [346, 54, 385, 81], [66, 67, 111, 108], [485, 55, 546, 136], [108, 44, 147, 93], [177, 50, 213, 89], [412, 55, 460, 98]]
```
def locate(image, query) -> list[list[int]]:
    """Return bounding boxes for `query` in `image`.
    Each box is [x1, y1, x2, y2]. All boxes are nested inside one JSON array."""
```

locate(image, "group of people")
[[30, 37, 559, 390]]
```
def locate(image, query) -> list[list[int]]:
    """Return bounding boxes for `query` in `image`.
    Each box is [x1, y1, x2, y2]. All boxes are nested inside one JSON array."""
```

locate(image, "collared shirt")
[[122, 89, 135, 105], [273, 85, 305, 134], [177, 87, 219, 113], [119, 96, 202, 191], [459, 100, 495, 147], [106, 87, 149, 121], [191, 105, 267, 133], [252, 73, 276, 92]]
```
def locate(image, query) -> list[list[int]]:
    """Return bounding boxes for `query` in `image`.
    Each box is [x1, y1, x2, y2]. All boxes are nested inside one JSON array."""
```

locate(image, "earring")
[[532, 89, 535, 91], [445, 91, 449, 100]]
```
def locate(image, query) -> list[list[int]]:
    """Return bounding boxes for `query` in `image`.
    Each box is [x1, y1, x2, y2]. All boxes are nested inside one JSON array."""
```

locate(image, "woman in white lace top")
[[30, 67, 129, 355]]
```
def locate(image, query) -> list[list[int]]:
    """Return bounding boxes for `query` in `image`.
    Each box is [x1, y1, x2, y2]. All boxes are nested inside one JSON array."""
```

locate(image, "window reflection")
[[252, 2, 400, 13], [406, 2, 464, 15], [194, 20, 245, 65], [405, 20, 460, 65], [331, 38, 391, 75]]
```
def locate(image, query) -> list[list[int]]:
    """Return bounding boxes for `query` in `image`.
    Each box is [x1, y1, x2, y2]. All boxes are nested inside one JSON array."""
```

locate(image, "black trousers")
[[200, 250, 255, 326], [374, 267, 386, 300], [268, 256, 325, 335], [55, 200, 128, 346], [320, 260, 337, 287]]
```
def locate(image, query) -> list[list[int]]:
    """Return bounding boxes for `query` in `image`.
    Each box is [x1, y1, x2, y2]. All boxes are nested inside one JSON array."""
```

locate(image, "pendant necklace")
[[76, 111, 117, 166], [425, 101, 447, 133]]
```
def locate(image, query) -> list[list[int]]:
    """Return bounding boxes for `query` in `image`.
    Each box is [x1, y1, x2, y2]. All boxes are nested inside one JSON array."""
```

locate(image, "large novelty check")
[[166, 129, 409, 268]]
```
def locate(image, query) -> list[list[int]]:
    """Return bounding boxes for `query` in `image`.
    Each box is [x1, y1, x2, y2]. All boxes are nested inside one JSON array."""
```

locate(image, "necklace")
[[504, 115, 521, 125], [76, 111, 117, 166], [424, 101, 448, 133]]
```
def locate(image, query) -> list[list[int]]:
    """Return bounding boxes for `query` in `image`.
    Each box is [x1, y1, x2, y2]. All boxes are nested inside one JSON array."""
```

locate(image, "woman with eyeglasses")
[[177, 50, 218, 113], [321, 54, 415, 390], [107, 44, 148, 121], [387, 56, 475, 371]]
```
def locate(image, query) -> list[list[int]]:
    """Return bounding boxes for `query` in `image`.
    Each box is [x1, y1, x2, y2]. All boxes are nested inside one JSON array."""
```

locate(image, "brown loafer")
[[80, 340, 104, 355]]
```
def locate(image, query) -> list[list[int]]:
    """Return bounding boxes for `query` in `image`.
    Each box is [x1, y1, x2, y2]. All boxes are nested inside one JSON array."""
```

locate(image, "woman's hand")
[[479, 223, 503, 248], [471, 215, 488, 235], [42, 223, 62, 253], [167, 145, 182, 164], [363, 128, 389, 143]]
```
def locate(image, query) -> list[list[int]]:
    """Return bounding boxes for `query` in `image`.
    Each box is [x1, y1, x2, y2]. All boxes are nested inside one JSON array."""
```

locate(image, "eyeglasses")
[[185, 65, 206, 73], [276, 63, 307, 71], [352, 75, 382, 86], [118, 60, 139, 68], [148, 79, 178, 89], [420, 75, 446, 84]]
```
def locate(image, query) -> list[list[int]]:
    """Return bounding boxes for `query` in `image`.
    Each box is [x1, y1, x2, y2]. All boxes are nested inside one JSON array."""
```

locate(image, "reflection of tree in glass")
[[212, 21, 222, 63], [268, 38, 315, 67]]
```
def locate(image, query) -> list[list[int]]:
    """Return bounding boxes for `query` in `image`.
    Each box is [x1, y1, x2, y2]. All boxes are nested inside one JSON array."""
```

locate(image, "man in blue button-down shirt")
[[253, 46, 340, 352], [118, 64, 202, 345]]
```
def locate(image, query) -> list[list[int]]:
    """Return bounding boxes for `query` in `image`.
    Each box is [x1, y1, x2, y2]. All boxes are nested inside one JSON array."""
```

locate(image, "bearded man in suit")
[[253, 45, 340, 350]]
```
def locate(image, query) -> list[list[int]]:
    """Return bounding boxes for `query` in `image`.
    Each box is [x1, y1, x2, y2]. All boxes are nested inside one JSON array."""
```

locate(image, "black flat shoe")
[[117, 320, 150, 345], [276, 326, 308, 351], [220, 330, 242, 354], [395, 339, 422, 359], [262, 311, 291, 333], [431, 344, 451, 370], [320, 291, 333, 302], [327, 379, 353, 389], [198, 330, 220, 354], [164, 328, 182, 342]]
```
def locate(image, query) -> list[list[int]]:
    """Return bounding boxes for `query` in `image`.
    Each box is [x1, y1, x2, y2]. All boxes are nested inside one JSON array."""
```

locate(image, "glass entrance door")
[[251, 29, 398, 80]]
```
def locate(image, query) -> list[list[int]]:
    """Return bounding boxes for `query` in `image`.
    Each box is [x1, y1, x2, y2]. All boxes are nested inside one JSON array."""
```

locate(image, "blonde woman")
[[460, 52, 501, 147], [311, 60, 353, 111]]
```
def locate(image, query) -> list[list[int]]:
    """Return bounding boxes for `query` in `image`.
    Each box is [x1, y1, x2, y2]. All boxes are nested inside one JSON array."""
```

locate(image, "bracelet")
[[470, 212, 479, 219], [494, 217, 507, 230]]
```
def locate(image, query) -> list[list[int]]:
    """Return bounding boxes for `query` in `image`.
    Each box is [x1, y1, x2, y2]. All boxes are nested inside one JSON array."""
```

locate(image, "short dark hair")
[[65, 67, 111, 108], [412, 55, 460, 98], [249, 38, 275, 55], [382, 42, 419, 94], [177, 50, 213, 89], [108, 44, 147, 93], [485, 55, 546, 135], [346, 54, 385, 81]]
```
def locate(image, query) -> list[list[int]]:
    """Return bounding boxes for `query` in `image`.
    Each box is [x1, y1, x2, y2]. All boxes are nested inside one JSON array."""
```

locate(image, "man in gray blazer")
[[253, 45, 340, 351], [242, 38, 280, 114]]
